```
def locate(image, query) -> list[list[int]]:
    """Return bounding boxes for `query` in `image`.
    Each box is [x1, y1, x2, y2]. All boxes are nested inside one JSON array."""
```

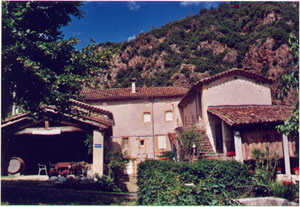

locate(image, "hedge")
[[137, 159, 254, 205]]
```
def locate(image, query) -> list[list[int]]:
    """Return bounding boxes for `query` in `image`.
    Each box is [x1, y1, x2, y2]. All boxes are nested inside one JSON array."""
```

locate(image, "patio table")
[[55, 161, 87, 175], [55, 162, 72, 172]]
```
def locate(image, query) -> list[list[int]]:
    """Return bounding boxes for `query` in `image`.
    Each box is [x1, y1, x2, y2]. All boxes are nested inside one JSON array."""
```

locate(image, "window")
[[122, 137, 129, 156], [122, 137, 129, 148], [165, 111, 173, 121], [143, 112, 151, 122], [158, 135, 167, 149], [139, 139, 145, 148]]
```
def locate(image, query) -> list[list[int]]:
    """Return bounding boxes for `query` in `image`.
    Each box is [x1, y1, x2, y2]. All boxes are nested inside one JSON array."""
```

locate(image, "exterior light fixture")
[[234, 131, 240, 137]]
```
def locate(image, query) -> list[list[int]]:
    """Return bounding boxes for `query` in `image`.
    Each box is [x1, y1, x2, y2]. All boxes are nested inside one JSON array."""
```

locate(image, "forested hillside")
[[86, 2, 298, 105]]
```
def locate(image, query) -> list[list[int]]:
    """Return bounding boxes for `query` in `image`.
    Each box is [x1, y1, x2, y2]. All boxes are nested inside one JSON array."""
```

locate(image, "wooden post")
[[234, 130, 243, 162], [45, 121, 49, 129], [282, 135, 291, 177], [93, 130, 104, 176]]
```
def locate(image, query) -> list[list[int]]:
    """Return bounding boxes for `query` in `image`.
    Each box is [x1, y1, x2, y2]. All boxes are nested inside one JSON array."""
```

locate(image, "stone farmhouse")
[[79, 82, 188, 174], [176, 69, 296, 175], [1, 69, 296, 177]]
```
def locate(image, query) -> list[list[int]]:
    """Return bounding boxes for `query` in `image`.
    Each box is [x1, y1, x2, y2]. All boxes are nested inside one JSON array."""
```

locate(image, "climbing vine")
[[179, 130, 202, 161]]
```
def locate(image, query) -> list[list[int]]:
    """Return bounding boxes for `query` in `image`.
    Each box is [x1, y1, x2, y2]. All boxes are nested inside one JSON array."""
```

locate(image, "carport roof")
[[207, 105, 293, 126], [1, 100, 113, 130]]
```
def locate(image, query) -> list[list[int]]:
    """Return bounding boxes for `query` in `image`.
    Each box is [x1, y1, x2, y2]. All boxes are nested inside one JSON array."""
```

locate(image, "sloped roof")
[[178, 68, 274, 107], [80, 87, 188, 102], [69, 99, 113, 119], [2, 100, 113, 130], [207, 105, 293, 126]]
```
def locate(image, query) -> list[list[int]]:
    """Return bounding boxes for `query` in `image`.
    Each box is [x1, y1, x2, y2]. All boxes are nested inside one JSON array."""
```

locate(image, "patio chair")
[[38, 163, 47, 176], [49, 161, 56, 171]]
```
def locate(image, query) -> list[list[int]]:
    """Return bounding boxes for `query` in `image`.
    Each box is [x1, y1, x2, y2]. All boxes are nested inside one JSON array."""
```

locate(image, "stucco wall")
[[202, 75, 272, 152], [92, 98, 181, 137], [182, 97, 197, 126], [90, 97, 180, 162], [202, 75, 272, 124]]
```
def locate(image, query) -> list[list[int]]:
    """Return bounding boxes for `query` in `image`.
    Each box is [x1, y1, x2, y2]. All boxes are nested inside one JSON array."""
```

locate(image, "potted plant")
[[60, 169, 71, 177], [49, 169, 58, 177], [292, 166, 299, 175], [276, 166, 282, 174], [226, 151, 236, 157]]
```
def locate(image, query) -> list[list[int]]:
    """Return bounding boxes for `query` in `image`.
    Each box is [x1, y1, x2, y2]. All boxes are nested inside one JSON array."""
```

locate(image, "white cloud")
[[127, 1, 140, 11], [204, 2, 219, 9], [180, 1, 201, 7], [128, 35, 136, 41]]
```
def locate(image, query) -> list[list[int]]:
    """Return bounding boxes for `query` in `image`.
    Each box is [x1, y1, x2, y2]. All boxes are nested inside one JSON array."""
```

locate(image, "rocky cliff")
[[89, 2, 299, 105]]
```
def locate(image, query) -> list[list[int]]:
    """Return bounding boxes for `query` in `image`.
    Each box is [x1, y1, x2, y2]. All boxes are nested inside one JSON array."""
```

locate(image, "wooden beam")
[[15, 126, 85, 135], [45, 120, 49, 129]]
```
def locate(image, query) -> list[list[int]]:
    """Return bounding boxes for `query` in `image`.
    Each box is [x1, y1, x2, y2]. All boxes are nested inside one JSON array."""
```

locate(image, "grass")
[[1, 180, 136, 205]]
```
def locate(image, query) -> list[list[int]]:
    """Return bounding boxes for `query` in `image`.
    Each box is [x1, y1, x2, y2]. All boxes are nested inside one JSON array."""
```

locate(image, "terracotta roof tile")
[[207, 105, 293, 126], [2, 101, 113, 129], [179, 68, 274, 107], [194, 68, 273, 86], [70, 99, 113, 119], [80, 87, 188, 101], [1, 112, 31, 125]]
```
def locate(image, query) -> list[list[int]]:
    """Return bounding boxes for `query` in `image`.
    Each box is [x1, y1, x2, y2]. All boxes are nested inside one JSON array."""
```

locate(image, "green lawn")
[[1, 180, 136, 205]]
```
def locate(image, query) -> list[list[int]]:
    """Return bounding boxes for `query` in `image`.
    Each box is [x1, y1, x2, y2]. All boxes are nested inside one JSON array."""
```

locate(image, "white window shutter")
[[166, 111, 173, 121], [143, 112, 151, 122], [158, 135, 167, 149]]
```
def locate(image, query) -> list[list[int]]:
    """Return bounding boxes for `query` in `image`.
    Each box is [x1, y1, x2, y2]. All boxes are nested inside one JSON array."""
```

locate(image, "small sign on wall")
[[94, 144, 102, 148]]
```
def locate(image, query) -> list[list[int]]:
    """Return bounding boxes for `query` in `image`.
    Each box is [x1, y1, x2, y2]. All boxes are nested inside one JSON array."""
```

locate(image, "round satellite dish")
[[8, 157, 25, 174]]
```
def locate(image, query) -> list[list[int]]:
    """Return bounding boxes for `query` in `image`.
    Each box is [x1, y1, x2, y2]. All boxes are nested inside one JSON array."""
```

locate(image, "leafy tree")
[[2, 1, 85, 118], [76, 40, 122, 88], [277, 33, 299, 155]]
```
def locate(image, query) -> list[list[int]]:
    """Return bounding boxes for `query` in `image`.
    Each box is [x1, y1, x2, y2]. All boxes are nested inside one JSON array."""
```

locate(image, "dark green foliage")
[[277, 33, 299, 147], [158, 151, 174, 160], [115, 66, 143, 88], [137, 159, 253, 205], [269, 181, 299, 201], [84, 133, 93, 155], [2, 1, 84, 118], [179, 130, 202, 161], [104, 149, 129, 184], [250, 146, 280, 197], [140, 48, 152, 58]]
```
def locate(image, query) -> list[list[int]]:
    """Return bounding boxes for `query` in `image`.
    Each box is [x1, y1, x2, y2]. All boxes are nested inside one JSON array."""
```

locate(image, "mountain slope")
[[89, 2, 299, 105]]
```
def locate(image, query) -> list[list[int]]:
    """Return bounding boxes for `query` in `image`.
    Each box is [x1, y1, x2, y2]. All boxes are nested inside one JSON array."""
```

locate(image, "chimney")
[[131, 78, 136, 93]]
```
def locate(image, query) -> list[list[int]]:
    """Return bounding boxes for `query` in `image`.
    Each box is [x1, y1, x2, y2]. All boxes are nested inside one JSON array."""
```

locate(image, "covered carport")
[[1, 100, 114, 177]]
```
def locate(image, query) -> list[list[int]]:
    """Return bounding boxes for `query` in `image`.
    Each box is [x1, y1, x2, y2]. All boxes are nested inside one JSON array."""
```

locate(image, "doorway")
[[215, 122, 223, 153]]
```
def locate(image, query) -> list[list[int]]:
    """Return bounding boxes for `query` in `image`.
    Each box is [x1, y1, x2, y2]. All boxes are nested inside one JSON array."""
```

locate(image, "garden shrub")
[[137, 159, 253, 205], [158, 151, 174, 160], [251, 145, 280, 197], [269, 181, 299, 201]]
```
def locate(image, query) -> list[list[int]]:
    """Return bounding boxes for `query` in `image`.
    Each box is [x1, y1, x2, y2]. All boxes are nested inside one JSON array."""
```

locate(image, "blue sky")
[[61, 1, 222, 49]]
